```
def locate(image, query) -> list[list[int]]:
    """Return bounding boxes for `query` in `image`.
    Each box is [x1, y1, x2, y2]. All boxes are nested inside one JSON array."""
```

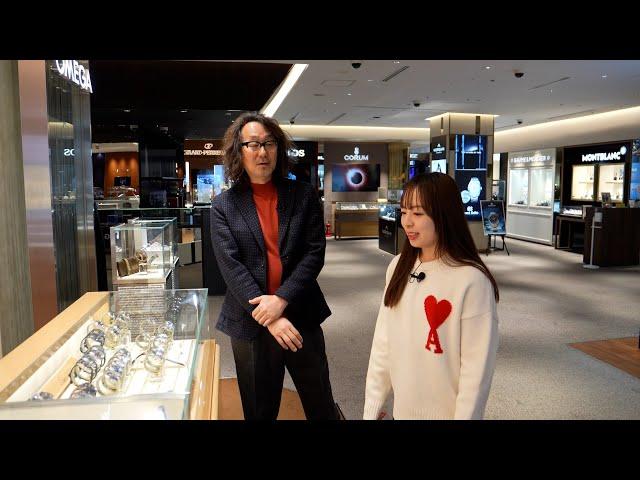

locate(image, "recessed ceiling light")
[[602, 74, 608, 78], [333, 102, 337, 105], [123, 109, 130, 113], [394, 61, 400, 64], [180, 109, 188, 113], [485, 66, 491, 70], [347, 93, 352, 96], [367, 79, 374, 82], [550, 89, 553, 93]]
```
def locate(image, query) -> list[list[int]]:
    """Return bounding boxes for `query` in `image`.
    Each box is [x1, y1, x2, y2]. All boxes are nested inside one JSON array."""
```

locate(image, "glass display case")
[[0, 289, 218, 420], [529, 167, 554, 208], [508, 169, 529, 206], [571, 164, 595, 201], [379, 203, 399, 221], [335, 202, 379, 211], [110, 221, 174, 284], [334, 202, 379, 239], [127, 217, 178, 265], [597, 163, 625, 203]]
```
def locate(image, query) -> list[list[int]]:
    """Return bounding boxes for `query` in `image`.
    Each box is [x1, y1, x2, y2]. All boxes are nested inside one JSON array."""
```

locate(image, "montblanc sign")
[[344, 146, 369, 161], [582, 146, 627, 162], [55, 60, 93, 93]]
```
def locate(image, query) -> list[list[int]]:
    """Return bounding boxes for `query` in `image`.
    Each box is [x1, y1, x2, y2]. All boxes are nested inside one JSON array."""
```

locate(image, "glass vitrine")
[[529, 167, 554, 208], [0, 289, 210, 420], [597, 163, 625, 203], [127, 217, 178, 265], [571, 164, 595, 201], [508, 169, 529, 206], [110, 221, 173, 283]]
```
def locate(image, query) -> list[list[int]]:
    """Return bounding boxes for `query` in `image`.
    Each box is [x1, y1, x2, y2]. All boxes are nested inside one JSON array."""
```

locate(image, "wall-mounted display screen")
[[114, 176, 131, 186], [455, 170, 485, 221], [332, 163, 380, 192], [318, 164, 325, 190], [453, 135, 487, 170], [631, 144, 640, 201], [431, 159, 447, 174], [196, 165, 224, 203]]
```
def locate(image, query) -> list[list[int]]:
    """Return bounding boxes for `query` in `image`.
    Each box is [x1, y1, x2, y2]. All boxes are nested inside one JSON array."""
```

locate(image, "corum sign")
[[55, 60, 93, 93], [344, 146, 369, 161]]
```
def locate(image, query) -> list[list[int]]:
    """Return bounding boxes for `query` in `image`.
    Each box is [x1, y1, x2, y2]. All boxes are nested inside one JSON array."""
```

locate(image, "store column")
[[0, 61, 35, 357], [428, 113, 496, 250]]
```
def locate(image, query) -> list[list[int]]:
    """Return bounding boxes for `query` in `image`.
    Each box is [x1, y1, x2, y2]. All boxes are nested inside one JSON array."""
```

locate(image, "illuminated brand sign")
[[288, 148, 306, 158], [344, 146, 369, 161], [55, 60, 93, 93], [409, 153, 418, 159], [582, 146, 627, 162], [509, 148, 555, 168], [64, 148, 75, 157], [432, 143, 445, 156], [184, 149, 223, 156]]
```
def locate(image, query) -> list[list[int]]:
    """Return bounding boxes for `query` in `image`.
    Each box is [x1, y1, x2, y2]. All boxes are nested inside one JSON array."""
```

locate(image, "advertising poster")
[[431, 159, 447, 173], [631, 139, 640, 201], [455, 170, 485, 221], [480, 200, 506, 235]]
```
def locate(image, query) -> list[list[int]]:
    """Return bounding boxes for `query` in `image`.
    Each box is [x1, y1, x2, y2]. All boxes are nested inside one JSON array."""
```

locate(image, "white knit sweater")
[[363, 255, 499, 420]]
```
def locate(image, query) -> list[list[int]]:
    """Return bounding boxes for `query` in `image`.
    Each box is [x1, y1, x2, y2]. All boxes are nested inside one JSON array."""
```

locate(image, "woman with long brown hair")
[[363, 172, 499, 420]]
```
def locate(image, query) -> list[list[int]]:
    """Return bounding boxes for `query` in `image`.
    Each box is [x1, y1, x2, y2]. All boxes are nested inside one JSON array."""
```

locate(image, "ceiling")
[[88, 60, 640, 147], [268, 60, 640, 131], [89, 60, 292, 144]]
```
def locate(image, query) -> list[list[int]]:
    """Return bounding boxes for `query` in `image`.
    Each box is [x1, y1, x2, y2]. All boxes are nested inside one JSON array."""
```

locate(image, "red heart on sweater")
[[424, 295, 451, 330]]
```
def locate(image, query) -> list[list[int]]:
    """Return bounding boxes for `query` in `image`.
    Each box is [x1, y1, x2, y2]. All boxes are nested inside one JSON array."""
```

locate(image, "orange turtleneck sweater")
[[251, 181, 282, 295]]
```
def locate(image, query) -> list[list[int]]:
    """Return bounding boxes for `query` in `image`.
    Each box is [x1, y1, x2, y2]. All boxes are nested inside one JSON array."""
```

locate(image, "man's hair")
[[221, 112, 292, 186]]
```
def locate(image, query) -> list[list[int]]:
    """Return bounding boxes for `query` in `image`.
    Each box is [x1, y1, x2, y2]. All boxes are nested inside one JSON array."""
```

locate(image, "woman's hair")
[[384, 172, 499, 307], [221, 112, 292, 186]]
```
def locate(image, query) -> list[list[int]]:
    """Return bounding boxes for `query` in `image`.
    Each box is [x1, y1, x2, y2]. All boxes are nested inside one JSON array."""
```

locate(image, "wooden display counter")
[[583, 207, 640, 267], [333, 204, 379, 240]]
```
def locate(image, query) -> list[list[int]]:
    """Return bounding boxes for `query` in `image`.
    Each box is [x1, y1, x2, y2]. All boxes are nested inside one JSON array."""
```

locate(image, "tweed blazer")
[[210, 178, 331, 340]]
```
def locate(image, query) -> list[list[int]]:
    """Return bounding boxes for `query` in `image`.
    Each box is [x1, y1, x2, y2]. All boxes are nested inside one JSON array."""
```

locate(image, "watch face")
[[489, 212, 498, 225], [468, 177, 482, 200], [461, 190, 471, 204]]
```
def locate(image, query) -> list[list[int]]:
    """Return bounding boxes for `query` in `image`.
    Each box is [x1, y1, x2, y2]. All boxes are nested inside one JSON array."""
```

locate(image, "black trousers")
[[230, 324, 339, 420]]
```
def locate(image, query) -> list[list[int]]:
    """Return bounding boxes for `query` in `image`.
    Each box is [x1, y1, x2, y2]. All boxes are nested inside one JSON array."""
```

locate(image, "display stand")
[[583, 209, 602, 269], [486, 234, 510, 256]]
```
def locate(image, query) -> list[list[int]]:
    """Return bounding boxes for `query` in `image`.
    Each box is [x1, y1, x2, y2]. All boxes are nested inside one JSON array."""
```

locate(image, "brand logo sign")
[[432, 143, 445, 156], [204, 143, 214, 150], [344, 146, 369, 161], [509, 148, 555, 168], [64, 148, 75, 157], [582, 146, 627, 162], [55, 60, 93, 93], [288, 148, 306, 158]]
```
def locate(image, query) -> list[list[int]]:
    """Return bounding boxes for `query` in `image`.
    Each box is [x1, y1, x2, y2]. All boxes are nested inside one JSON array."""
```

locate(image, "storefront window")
[[570, 164, 595, 201], [508, 169, 528, 205], [597, 163, 625, 202], [529, 167, 554, 207]]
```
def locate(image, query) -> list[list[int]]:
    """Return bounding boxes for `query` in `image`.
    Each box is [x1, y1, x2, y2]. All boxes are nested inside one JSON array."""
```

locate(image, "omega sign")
[[55, 61, 93, 93], [582, 146, 627, 162], [344, 146, 369, 161]]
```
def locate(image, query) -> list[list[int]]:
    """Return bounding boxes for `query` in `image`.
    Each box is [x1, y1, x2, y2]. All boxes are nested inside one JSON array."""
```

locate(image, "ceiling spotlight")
[[602, 74, 608, 78], [180, 109, 188, 113], [485, 66, 491, 70], [347, 93, 352, 96], [123, 109, 130, 113], [367, 79, 374, 82]]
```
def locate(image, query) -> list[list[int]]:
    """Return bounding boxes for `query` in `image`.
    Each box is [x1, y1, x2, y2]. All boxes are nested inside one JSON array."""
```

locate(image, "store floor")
[[203, 237, 640, 420]]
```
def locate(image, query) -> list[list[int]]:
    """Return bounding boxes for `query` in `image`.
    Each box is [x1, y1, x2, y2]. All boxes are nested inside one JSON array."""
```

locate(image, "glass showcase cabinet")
[[0, 289, 219, 420]]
